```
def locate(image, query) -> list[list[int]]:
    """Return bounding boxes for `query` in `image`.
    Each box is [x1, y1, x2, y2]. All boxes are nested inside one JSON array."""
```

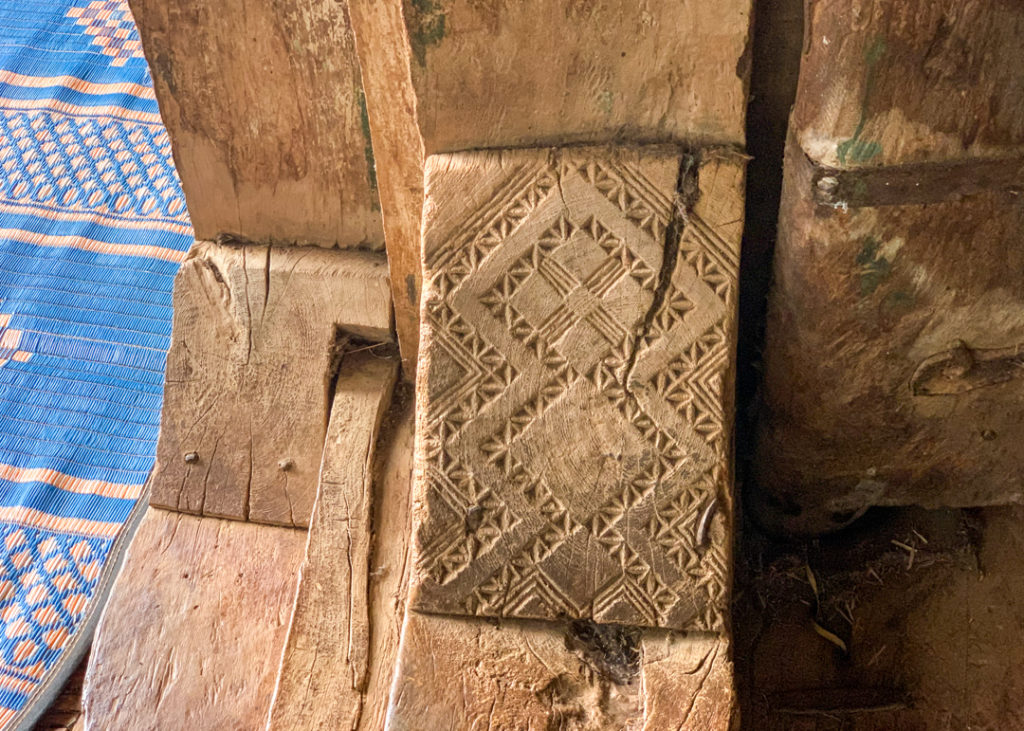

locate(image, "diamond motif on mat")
[[0, 526, 109, 678], [67, 0, 145, 67], [0, 110, 186, 221]]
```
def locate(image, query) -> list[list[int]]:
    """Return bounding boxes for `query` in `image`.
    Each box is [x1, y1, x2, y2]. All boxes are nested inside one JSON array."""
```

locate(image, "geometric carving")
[[411, 145, 743, 631]]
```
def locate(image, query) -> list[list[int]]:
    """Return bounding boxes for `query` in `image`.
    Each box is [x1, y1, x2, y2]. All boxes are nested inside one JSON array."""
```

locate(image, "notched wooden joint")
[[151, 242, 394, 528]]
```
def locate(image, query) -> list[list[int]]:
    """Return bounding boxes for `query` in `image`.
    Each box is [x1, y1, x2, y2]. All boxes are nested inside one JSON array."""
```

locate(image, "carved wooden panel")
[[411, 146, 744, 631], [150, 242, 393, 527]]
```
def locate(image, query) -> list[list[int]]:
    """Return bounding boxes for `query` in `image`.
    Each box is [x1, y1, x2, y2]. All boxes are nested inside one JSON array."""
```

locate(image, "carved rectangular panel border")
[[410, 145, 744, 632]]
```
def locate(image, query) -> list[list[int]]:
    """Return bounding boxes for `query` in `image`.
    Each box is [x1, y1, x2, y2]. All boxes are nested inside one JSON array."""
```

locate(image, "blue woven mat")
[[0, 1, 190, 724]]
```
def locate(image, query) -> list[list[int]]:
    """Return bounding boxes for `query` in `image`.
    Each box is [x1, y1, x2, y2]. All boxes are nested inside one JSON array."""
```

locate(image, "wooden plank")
[[794, 0, 1024, 168], [150, 242, 393, 527], [82, 509, 305, 730], [128, 0, 384, 249], [268, 351, 398, 730], [409, 145, 744, 631], [399, 0, 752, 153], [358, 387, 416, 731], [348, 0, 425, 377], [386, 612, 735, 729]]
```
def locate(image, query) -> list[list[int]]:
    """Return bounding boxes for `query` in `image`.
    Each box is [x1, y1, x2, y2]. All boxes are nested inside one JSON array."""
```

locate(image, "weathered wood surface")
[[756, 138, 1024, 533], [268, 352, 398, 730], [640, 633, 735, 729], [82, 509, 305, 730], [150, 242, 393, 527], [387, 612, 735, 730], [754, 0, 1024, 533], [128, 0, 384, 249], [794, 0, 1024, 168], [349, 0, 425, 377], [410, 145, 744, 631], [357, 389, 415, 731], [400, 0, 751, 153]]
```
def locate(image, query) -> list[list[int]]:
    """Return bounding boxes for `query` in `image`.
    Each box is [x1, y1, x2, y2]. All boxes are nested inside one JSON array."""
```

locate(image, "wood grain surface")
[[268, 351, 398, 730], [82, 509, 305, 730], [410, 145, 744, 631], [150, 242, 392, 527], [128, 0, 385, 249], [387, 612, 735, 730]]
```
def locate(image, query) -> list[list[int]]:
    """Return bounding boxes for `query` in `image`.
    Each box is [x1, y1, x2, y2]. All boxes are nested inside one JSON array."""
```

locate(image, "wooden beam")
[[348, 0, 752, 380], [388, 143, 745, 726], [150, 242, 393, 527], [348, 0, 425, 377], [82, 509, 305, 729], [128, 0, 384, 249], [400, 0, 751, 153], [268, 351, 398, 729]]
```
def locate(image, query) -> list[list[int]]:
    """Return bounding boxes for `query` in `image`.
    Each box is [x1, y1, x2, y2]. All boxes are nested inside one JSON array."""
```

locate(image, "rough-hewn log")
[[151, 242, 393, 527], [268, 351, 398, 730], [82, 509, 305, 730], [387, 613, 735, 730], [128, 0, 384, 249], [754, 0, 1024, 533], [792, 0, 1024, 168]]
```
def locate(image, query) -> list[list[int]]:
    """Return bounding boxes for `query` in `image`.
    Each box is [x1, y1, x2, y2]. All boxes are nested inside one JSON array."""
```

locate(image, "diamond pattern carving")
[[412, 146, 741, 631]]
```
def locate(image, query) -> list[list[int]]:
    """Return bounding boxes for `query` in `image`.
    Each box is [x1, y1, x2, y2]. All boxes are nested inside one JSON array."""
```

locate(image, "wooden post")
[[127, 0, 384, 250], [348, 0, 752, 380], [754, 0, 1024, 534], [267, 351, 398, 729], [369, 1, 753, 725]]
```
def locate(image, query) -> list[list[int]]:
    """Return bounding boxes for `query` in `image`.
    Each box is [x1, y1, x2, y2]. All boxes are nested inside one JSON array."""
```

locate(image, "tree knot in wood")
[[911, 339, 1024, 396]]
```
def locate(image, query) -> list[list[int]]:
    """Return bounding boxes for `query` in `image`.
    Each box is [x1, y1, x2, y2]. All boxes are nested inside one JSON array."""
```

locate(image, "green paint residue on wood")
[[598, 90, 614, 116], [406, 274, 418, 306], [356, 88, 380, 211], [855, 235, 892, 296], [837, 36, 886, 166], [408, 0, 447, 67]]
